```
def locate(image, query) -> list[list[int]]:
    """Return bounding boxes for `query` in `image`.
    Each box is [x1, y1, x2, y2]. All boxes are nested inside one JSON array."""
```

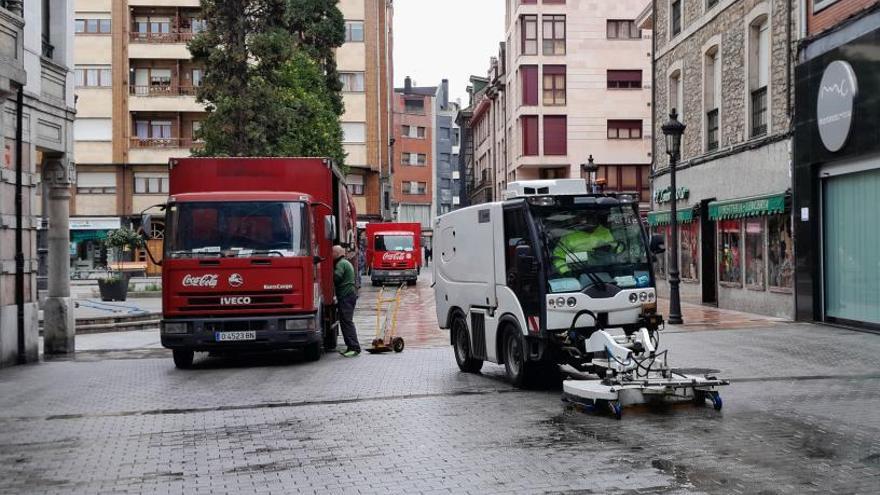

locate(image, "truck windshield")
[[375, 235, 414, 252], [532, 201, 651, 293], [165, 201, 309, 258]]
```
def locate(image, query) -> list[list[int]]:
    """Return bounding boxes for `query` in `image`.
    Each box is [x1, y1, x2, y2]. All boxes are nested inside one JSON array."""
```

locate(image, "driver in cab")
[[551, 214, 620, 276]]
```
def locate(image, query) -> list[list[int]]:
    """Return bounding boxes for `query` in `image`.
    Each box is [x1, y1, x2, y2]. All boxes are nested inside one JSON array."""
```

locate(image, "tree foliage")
[[189, 0, 346, 161]]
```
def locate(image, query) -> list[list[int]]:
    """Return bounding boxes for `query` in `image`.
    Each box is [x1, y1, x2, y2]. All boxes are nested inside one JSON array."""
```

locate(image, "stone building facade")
[[641, 0, 801, 318], [1, 0, 76, 366]]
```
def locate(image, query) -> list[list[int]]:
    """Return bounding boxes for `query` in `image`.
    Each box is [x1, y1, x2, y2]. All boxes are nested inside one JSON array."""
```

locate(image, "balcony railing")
[[706, 108, 719, 152], [751, 86, 768, 138], [130, 85, 198, 97], [130, 137, 204, 149], [129, 31, 196, 43]]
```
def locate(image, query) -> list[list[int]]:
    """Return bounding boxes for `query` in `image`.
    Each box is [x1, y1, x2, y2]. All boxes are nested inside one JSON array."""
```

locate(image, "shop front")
[[69, 217, 121, 277], [649, 191, 794, 319], [794, 14, 880, 329]]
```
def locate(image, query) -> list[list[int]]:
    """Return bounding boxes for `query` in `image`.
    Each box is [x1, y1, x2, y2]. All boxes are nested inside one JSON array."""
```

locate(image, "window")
[[340, 72, 365, 92], [543, 116, 567, 156], [150, 68, 172, 88], [607, 70, 642, 89], [521, 116, 539, 156], [404, 181, 427, 195], [192, 69, 203, 87], [346, 174, 365, 196], [75, 18, 111, 34], [707, 0, 720, 9], [74, 118, 112, 141], [192, 121, 203, 141], [134, 173, 169, 194], [745, 218, 765, 289], [719, 220, 742, 285], [704, 47, 720, 151], [404, 98, 425, 114], [440, 153, 451, 163], [543, 65, 566, 105], [341, 122, 366, 143], [75, 66, 112, 87], [680, 221, 700, 281], [749, 16, 770, 137], [521, 65, 538, 106], [521, 15, 538, 55], [607, 120, 642, 139], [76, 172, 116, 194], [767, 214, 793, 290], [42, 0, 52, 58], [607, 20, 640, 39], [440, 127, 450, 140], [596, 164, 650, 201], [134, 16, 171, 35], [671, 1, 682, 36], [401, 126, 425, 138], [344, 21, 364, 42], [402, 153, 426, 166], [542, 15, 565, 55], [453, 128, 460, 146], [669, 69, 682, 116]]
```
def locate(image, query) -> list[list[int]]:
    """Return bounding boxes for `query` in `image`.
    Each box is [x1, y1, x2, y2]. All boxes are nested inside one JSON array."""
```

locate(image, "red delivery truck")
[[366, 222, 421, 286], [142, 158, 357, 369]]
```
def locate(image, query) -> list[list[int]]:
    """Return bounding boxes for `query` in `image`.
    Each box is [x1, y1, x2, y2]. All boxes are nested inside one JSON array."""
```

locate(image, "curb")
[[40, 312, 161, 335]]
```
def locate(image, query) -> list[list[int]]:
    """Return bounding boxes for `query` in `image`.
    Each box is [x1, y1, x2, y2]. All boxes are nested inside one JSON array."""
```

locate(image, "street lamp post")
[[661, 110, 686, 325], [581, 155, 598, 193]]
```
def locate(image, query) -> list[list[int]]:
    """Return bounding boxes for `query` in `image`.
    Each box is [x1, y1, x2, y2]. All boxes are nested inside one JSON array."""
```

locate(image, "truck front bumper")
[[160, 313, 322, 351], [371, 269, 418, 283]]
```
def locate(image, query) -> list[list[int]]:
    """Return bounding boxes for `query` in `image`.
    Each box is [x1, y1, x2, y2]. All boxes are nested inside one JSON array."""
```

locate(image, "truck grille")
[[380, 262, 409, 268], [205, 320, 268, 332], [180, 290, 296, 312]]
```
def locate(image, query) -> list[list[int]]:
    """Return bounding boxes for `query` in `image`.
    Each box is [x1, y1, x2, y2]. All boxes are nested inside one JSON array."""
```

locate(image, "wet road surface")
[[1, 272, 878, 494]]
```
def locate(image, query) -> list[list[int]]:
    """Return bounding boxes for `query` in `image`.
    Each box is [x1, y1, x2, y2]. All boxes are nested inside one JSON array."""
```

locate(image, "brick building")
[[641, 0, 801, 319], [392, 77, 435, 229], [793, 0, 880, 329]]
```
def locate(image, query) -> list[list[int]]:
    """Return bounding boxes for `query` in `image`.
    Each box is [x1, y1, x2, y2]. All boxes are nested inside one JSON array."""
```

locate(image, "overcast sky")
[[393, 0, 505, 105]]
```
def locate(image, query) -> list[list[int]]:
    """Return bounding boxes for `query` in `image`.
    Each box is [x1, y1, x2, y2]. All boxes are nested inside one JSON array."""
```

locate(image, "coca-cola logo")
[[382, 252, 408, 262], [182, 274, 219, 288]]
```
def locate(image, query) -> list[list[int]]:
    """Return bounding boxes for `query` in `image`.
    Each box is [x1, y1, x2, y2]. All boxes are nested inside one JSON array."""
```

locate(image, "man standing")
[[333, 245, 361, 357]]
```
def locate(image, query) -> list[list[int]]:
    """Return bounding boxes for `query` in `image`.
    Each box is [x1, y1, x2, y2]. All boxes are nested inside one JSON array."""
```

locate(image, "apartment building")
[[1, 0, 76, 365], [392, 77, 435, 229], [433, 80, 461, 215], [338, 0, 394, 224], [70, 0, 394, 273], [793, 0, 880, 328], [466, 1, 653, 207], [641, 0, 799, 319]]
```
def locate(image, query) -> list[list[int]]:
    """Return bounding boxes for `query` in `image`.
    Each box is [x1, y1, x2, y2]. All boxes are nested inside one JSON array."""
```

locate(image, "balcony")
[[129, 31, 195, 44], [130, 85, 197, 97], [130, 137, 202, 149], [129, 85, 204, 112], [128, 137, 203, 164]]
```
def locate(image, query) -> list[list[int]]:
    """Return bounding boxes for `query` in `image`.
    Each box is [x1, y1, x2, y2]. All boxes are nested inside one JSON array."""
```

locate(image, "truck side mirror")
[[324, 216, 337, 241], [140, 213, 153, 240], [649, 234, 666, 254], [515, 245, 538, 275]]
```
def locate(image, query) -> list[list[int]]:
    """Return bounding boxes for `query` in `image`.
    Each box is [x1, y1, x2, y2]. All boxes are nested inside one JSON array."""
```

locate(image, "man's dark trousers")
[[338, 294, 360, 352]]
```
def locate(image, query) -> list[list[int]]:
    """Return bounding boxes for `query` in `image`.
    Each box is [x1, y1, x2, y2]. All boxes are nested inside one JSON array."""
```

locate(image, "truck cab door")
[[503, 205, 542, 317]]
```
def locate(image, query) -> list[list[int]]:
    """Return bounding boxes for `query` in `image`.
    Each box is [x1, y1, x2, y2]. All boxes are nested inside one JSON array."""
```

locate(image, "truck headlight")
[[285, 319, 314, 331], [163, 322, 189, 334]]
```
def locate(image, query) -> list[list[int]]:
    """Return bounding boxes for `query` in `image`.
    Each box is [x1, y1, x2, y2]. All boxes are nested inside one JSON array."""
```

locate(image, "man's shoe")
[[342, 350, 361, 358], [338, 348, 350, 356]]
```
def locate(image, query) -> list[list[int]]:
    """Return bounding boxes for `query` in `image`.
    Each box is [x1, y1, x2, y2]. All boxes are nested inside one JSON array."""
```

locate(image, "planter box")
[[97, 273, 131, 302]]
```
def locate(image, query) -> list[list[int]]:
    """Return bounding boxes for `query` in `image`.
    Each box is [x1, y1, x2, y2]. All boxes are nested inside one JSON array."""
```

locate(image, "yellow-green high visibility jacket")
[[551, 226, 615, 275]]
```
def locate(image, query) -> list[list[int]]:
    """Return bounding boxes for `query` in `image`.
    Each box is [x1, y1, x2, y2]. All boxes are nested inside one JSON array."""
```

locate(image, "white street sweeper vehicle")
[[432, 179, 727, 418]]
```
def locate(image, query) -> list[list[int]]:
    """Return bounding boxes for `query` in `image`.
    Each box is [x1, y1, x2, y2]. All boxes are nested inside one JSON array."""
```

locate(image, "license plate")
[[215, 331, 256, 342]]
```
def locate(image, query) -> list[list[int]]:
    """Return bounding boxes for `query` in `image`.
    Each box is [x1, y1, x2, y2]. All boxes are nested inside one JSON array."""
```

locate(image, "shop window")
[[745, 218, 765, 289], [680, 221, 700, 281], [767, 214, 793, 290], [653, 226, 669, 279], [719, 220, 742, 285]]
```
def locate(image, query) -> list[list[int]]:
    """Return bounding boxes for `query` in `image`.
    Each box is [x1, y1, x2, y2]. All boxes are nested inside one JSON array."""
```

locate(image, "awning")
[[647, 209, 694, 226], [708, 193, 786, 220], [70, 230, 110, 243]]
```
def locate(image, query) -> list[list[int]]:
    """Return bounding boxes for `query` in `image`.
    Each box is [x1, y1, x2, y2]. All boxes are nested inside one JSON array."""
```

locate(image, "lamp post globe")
[[581, 155, 598, 193], [661, 109, 686, 325]]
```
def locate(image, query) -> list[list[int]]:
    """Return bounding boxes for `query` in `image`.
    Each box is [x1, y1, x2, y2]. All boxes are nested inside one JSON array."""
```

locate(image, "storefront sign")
[[647, 209, 694, 226], [817, 60, 857, 152], [653, 187, 689, 204], [708, 193, 786, 220], [69, 217, 122, 230]]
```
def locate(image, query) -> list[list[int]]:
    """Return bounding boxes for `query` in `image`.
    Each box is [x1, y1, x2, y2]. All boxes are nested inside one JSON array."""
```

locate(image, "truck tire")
[[407, 279, 417, 286], [452, 315, 483, 373], [304, 342, 322, 362], [172, 349, 194, 369], [503, 330, 536, 388]]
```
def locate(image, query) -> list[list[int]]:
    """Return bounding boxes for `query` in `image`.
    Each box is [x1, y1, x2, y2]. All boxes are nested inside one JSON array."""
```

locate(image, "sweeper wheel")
[[392, 337, 405, 353]]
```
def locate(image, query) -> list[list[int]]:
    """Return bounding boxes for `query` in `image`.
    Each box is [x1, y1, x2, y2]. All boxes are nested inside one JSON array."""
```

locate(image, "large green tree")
[[189, 0, 346, 160]]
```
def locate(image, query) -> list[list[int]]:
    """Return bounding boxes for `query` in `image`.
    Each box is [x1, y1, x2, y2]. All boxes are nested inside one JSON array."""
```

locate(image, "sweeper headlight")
[[566, 297, 577, 307], [629, 293, 639, 304], [639, 292, 648, 302], [556, 297, 566, 307]]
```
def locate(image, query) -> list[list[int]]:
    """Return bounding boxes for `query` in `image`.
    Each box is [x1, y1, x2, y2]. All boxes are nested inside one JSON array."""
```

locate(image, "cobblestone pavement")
[[3, 273, 879, 494]]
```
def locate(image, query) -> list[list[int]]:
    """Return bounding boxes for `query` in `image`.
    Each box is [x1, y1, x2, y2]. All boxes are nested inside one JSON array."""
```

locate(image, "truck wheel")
[[172, 349, 194, 369], [304, 342, 322, 362], [371, 280, 380, 287], [452, 315, 483, 373], [503, 330, 535, 388], [407, 279, 417, 286]]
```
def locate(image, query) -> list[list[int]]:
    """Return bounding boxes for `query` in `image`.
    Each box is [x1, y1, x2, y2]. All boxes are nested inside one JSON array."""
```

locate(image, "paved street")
[[2, 272, 879, 494]]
